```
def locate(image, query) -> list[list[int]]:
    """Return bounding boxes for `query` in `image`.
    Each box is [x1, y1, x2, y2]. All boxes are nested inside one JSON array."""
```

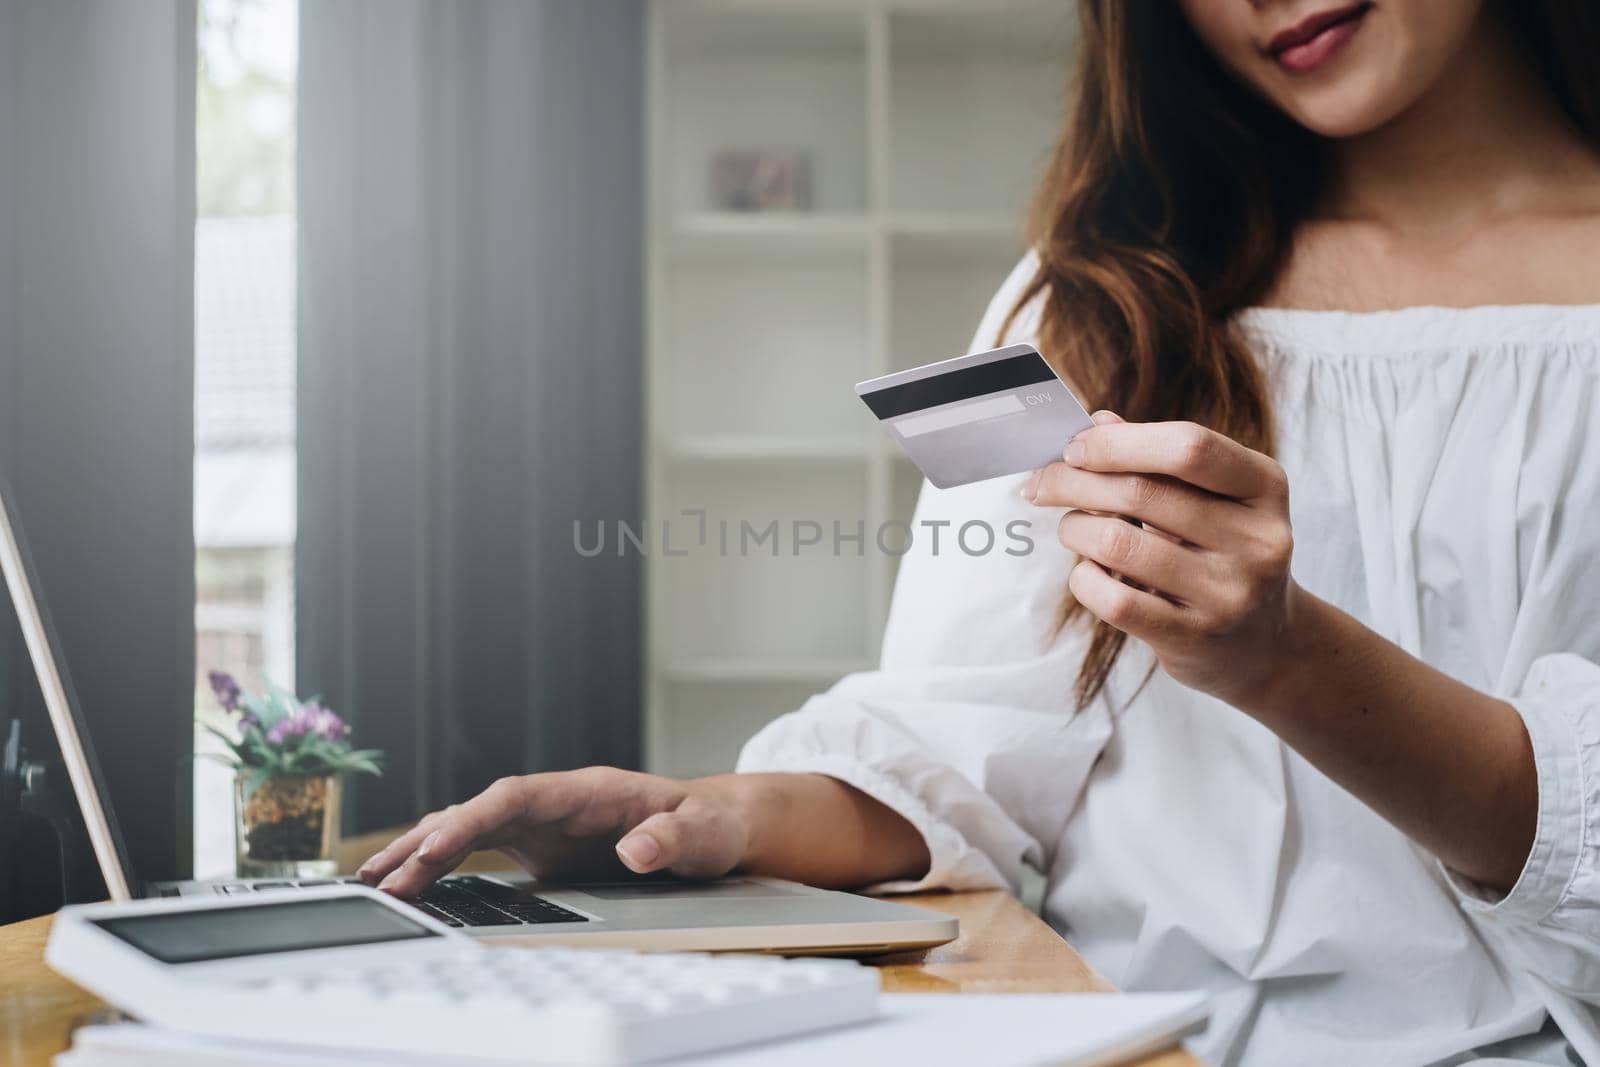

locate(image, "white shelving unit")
[[646, 0, 1075, 777]]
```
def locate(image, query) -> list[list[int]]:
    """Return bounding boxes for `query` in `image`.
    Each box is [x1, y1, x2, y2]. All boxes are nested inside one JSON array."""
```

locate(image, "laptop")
[[0, 469, 957, 954]]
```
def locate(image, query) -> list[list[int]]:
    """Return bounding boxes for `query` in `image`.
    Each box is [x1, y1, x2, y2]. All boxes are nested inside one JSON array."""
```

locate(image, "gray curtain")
[[297, 0, 644, 832], [0, 0, 197, 885]]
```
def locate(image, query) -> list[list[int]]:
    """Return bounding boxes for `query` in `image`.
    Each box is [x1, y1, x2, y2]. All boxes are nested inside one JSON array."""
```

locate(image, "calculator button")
[[206, 942, 878, 1065], [640, 991, 703, 1014]]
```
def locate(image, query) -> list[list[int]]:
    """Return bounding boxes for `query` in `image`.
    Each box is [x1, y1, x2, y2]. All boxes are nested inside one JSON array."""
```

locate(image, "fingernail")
[[417, 830, 440, 858], [1021, 470, 1041, 502], [377, 872, 400, 892], [1064, 438, 1086, 465], [616, 833, 661, 871], [1091, 410, 1119, 425]]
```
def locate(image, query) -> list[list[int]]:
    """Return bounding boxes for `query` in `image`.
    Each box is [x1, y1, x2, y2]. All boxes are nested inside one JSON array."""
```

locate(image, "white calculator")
[[46, 885, 881, 1065]]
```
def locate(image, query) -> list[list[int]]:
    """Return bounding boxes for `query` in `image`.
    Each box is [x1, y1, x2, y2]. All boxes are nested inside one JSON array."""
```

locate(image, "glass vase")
[[235, 772, 341, 879]]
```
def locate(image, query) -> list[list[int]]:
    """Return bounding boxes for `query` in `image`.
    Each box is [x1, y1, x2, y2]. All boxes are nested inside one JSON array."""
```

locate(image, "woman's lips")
[[1269, 1, 1373, 75]]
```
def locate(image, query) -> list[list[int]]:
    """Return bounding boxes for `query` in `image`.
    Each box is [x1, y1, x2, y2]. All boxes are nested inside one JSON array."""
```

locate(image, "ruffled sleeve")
[[738, 251, 1121, 893], [1441, 653, 1600, 1000], [734, 464, 1110, 895], [737, 665, 1115, 893]]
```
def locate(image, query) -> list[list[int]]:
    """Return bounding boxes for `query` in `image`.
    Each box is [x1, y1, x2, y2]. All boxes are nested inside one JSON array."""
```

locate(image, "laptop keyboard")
[[208, 875, 589, 928]]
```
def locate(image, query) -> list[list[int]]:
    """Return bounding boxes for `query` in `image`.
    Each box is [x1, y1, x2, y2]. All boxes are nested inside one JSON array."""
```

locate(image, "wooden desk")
[[0, 829, 1199, 1067]]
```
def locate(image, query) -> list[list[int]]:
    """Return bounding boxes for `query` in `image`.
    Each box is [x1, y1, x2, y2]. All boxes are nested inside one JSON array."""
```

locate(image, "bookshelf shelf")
[[663, 435, 872, 465], [646, 0, 1074, 775], [662, 658, 873, 685]]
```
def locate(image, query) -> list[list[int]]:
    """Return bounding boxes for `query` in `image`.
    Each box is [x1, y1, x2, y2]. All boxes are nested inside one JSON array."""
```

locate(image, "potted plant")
[[202, 671, 383, 878]]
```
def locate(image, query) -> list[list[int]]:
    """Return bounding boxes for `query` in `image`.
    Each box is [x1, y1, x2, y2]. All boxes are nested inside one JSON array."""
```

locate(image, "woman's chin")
[[1275, 81, 1421, 141]]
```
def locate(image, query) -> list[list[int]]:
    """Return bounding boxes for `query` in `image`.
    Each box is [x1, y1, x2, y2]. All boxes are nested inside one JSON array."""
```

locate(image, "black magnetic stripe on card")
[[859, 353, 1058, 420]]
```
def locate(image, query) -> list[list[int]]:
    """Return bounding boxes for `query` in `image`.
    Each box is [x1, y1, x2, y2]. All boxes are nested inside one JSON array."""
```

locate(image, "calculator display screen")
[[92, 896, 439, 964]]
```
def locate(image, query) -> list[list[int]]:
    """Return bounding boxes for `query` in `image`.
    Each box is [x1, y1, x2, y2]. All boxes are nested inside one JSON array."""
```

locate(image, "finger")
[[1058, 510, 1212, 604], [400, 775, 563, 873], [376, 836, 478, 898], [376, 786, 552, 897], [358, 809, 451, 885], [1064, 421, 1284, 501], [1031, 464, 1238, 546], [1024, 411, 1122, 498], [1068, 557, 1188, 638], [615, 800, 743, 879]]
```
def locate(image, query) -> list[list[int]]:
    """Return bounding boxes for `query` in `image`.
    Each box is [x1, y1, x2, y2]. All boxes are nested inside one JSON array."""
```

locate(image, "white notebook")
[[58, 992, 1209, 1067]]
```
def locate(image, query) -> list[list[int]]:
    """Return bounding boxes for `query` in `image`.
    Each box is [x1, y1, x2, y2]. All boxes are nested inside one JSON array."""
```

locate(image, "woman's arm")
[[1245, 591, 1536, 891], [688, 772, 932, 888], [1028, 413, 1537, 892], [358, 766, 929, 897]]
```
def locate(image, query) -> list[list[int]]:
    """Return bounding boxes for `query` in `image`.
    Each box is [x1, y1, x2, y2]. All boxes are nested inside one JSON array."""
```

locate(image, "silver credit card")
[[856, 343, 1093, 489]]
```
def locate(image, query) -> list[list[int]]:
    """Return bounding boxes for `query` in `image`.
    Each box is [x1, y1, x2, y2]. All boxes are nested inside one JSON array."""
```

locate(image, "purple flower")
[[208, 670, 242, 713], [264, 702, 350, 747], [302, 701, 349, 742]]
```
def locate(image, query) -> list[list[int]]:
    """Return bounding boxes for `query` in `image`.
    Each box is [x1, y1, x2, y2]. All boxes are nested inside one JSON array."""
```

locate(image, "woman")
[[363, 2, 1600, 1061]]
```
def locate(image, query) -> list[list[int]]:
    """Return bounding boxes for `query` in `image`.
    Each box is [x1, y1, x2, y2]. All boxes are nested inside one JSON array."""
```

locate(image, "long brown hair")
[[1005, 1, 1600, 710]]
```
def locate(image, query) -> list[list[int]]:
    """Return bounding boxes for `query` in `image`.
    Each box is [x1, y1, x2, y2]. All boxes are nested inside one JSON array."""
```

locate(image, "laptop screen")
[[0, 467, 136, 900]]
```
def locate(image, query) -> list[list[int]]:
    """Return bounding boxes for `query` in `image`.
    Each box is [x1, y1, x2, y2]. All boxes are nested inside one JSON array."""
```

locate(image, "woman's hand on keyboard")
[[357, 767, 749, 897]]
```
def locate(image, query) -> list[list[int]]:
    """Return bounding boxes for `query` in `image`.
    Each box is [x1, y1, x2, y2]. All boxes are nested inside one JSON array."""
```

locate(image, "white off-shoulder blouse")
[[739, 256, 1600, 1066]]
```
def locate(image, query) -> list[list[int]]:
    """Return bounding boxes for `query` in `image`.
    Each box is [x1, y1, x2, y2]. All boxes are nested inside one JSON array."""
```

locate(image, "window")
[[193, 0, 298, 878]]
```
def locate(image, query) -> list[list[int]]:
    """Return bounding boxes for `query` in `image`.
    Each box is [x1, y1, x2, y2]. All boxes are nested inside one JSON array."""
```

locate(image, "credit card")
[[856, 343, 1093, 489]]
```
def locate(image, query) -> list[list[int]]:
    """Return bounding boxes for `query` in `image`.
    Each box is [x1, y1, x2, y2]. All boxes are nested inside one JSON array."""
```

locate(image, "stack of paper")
[[57, 993, 1209, 1067]]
